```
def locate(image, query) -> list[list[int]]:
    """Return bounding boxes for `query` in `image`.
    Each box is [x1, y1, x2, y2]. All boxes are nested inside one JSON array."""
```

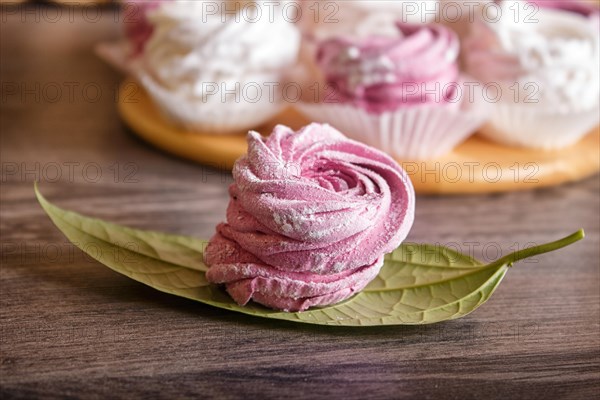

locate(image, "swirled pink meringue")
[[205, 123, 415, 312], [316, 23, 460, 113]]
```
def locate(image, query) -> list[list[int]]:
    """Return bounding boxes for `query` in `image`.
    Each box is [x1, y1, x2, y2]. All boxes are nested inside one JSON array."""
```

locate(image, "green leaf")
[[35, 184, 585, 327], [367, 244, 483, 290]]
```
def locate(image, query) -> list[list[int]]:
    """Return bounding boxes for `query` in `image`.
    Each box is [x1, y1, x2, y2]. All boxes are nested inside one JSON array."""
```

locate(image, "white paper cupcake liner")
[[95, 41, 134, 75], [294, 88, 490, 160], [480, 101, 600, 150], [136, 71, 287, 135]]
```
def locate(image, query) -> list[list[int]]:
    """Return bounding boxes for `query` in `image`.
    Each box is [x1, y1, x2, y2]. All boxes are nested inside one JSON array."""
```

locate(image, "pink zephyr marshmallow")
[[205, 123, 415, 312], [316, 23, 460, 113]]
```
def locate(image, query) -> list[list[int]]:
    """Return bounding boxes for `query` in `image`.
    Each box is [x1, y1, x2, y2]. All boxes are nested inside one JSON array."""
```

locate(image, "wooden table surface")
[[1, 5, 599, 399]]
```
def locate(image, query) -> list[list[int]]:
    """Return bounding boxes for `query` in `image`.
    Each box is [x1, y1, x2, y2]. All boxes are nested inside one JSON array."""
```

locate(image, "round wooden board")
[[118, 80, 600, 195]]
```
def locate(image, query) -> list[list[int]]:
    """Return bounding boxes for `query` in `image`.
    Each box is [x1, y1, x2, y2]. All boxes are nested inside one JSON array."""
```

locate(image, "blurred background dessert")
[[464, 0, 600, 149], [296, 23, 489, 160], [133, 0, 300, 134]]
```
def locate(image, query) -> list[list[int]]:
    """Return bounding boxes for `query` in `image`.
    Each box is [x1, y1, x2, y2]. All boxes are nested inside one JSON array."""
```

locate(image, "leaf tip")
[[34, 181, 47, 207], [33, 181, 42, 198]]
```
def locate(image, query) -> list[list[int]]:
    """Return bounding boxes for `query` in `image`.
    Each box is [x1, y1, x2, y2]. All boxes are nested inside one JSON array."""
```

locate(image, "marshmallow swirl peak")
[[317, 24, 460, 113], [205, 123, 415, 311]]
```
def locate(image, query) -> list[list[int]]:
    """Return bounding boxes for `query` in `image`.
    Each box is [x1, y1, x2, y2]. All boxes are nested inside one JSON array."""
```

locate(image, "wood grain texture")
[[1, 4, 599, 399]]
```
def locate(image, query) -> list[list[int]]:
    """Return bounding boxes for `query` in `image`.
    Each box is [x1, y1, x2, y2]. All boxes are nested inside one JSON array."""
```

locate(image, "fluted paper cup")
[[136, 72, 287, 135], [294, 89, 490, 160], [480, 101, 600, 150]]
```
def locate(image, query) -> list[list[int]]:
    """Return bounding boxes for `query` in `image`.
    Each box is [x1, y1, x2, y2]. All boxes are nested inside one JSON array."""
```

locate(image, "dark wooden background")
[[1, 4, 599, 399]]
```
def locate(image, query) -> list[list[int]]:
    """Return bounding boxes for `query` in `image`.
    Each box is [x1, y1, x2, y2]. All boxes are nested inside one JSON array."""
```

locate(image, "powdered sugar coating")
[[316, 24, 460, 113], [205, 123, 415, 312]]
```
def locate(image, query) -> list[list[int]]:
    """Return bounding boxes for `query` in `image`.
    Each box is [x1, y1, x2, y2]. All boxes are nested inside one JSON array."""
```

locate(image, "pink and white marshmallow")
[[205, 123, 415, 311]]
